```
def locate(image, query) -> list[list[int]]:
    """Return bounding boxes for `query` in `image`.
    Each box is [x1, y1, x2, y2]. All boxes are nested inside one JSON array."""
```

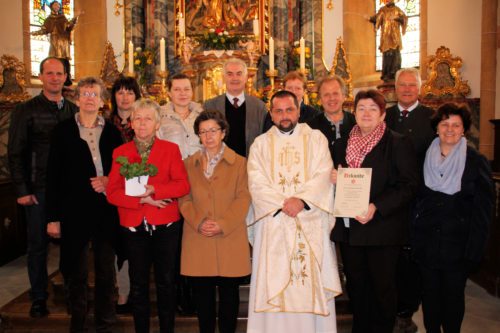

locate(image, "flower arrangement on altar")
[[288, 40, 313, 72], [197, 26, 246, 50], [307, 91, 321, 110], [125, 46, 156, 85]]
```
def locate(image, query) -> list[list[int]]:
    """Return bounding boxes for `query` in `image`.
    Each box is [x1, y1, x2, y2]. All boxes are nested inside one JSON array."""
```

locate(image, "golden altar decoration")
[[422, 46, 471, 98], [330, 37, 353, 100], [174, 0, 271, 101], [99, 41, 121, 88], [0, 55, 31, 103]]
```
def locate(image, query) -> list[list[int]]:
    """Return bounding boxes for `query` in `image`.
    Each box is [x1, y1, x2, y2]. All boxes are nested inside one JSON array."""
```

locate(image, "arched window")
[[375, 0, 420, 71], [29, 0, 75, 76]]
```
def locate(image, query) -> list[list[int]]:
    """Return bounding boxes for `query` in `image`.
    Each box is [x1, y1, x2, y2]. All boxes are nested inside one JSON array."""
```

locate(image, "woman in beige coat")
[[179, 110, 251, 333]]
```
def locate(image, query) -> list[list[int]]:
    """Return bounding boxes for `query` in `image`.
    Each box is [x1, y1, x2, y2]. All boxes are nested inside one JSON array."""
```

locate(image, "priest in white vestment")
[[246, 90, 342, 333]]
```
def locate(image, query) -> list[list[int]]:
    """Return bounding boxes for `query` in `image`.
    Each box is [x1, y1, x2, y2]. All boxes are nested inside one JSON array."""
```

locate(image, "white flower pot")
[[125, 175, 149, 196]]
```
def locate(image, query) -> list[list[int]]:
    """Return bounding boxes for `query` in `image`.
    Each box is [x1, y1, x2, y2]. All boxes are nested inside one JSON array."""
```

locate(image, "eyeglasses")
[[81, 91, 99, 98], [198, 128, 222, 136]]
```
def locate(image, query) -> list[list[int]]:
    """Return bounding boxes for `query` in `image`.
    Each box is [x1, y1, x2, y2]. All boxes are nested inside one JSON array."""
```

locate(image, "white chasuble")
[[247, 124, 342, 333]]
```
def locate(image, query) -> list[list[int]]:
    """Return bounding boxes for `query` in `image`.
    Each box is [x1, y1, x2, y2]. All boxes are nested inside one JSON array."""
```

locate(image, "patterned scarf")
[[346, 122, 386, 168], [133, 136, 155, 161], [203, 143, 225, 179]]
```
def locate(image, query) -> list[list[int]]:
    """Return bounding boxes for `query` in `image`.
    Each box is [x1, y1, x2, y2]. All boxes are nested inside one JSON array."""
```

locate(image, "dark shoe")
[[30, 299, 49, 318], [393, 316, 418, 333], [116, 302, 132, 315]]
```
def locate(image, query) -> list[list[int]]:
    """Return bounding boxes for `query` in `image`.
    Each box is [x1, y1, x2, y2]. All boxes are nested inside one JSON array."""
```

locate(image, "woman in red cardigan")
[[107, 98, 190, 333]]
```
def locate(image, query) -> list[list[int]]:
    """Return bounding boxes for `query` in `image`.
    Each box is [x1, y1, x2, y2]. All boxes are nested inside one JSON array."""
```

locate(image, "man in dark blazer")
[[204, 58, 266, 157], [385, 68, 435, 333], [262, 70, 319, 132], [307, 75, 356, 161], [46, 77, 123, 332]]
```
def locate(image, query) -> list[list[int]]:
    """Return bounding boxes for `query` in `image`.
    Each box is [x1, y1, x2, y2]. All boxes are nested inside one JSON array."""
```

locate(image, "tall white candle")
[[179, 13, 185, 37], [160, 38, 166, 72], [128, 40, 134, 74], [299, 37, 305, 71], [253, 18, 259, 36], [269, 37, 275, 71]]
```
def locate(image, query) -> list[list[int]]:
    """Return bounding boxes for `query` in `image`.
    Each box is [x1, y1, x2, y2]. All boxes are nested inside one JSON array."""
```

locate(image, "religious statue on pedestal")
[[370, 0, 407, 82], [31, 1, 83, 85]]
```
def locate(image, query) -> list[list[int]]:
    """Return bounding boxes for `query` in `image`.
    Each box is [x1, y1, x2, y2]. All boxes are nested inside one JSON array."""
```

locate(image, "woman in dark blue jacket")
[[412, 103, 494, 333]]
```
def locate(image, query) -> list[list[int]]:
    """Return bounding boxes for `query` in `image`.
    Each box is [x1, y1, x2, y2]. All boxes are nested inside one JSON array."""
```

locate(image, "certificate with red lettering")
[[333, 168, 372, 218]]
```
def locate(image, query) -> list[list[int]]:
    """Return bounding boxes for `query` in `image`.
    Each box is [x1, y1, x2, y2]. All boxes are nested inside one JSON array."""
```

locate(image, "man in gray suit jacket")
[[204, 58, 267, 157]]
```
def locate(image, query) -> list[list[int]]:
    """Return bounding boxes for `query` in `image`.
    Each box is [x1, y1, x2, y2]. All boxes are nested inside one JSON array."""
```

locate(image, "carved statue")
[[182, 37, 198, 65], [31, 1, 83, 85], [225, 0, 258, 27], [187, 0, 223, 30], [186, 0, 258, 32], [238, 39, 258, 67], [370, 0, 407, 82], [31, 1, 82, 60]]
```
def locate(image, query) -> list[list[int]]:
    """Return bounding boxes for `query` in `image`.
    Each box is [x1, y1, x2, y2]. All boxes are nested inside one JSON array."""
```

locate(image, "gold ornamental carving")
[[0, 54, 31, 103], [422, 46, 470, 98], [99, 41, 121, 88], [330, 37, 353, 100]]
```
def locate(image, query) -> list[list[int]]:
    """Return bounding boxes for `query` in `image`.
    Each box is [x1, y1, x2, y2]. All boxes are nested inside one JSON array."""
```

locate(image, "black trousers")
[[122, 222, 180, 333], [63, 237, 116, 333], [396, 246, 422, 317], [339, 243, 400, 333], [419, 265, 468, 333], [189, 276, 243, 333], [24, 191, 49, 301]]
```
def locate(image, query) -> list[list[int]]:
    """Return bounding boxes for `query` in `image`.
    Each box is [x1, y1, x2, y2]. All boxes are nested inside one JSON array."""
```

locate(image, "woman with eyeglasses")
[[46, 77, 123, 332], [179, 110, 251, 333]]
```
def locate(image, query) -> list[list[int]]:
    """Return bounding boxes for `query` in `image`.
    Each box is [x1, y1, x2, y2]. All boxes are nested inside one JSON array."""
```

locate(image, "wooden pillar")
[[480, 0, 498, 159], [343, 0, 378, 87], [420, 0, 428, 81], [74, 0, 108, 79]]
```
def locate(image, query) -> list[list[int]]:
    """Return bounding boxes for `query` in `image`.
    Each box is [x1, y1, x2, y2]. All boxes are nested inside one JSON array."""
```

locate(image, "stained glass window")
[[29, 0, 74, 77], [375, 0, 420, 71]]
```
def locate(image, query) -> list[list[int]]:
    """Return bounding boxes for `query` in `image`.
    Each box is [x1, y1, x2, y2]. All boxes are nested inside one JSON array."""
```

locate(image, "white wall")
[[0, 0, 24, 60], [106, 0, 125, 71], [322, 0, 343, 72], [427, 0, 482, 98]]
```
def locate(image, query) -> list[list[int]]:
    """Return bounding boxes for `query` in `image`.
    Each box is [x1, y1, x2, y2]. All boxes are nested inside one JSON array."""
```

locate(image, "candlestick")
[[179, 13, 185, 37], [269, 37, 275, 72], [160, 38, 166, 72], [157, 70, 169, 104], [253, 18, 259, 36], [299, 37, 305, 71], [128, 40, 134, 74], [265, 68, 279, 109]]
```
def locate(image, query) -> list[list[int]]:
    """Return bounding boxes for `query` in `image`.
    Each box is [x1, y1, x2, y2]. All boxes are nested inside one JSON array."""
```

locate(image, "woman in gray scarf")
[[413, 103, 494, 333]]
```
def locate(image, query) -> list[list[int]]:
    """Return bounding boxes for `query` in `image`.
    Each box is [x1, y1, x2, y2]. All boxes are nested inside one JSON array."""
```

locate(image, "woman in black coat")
[[331, 89, 419, 333], [412, 103, 494, 333], [45, 77, 123, 332]]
